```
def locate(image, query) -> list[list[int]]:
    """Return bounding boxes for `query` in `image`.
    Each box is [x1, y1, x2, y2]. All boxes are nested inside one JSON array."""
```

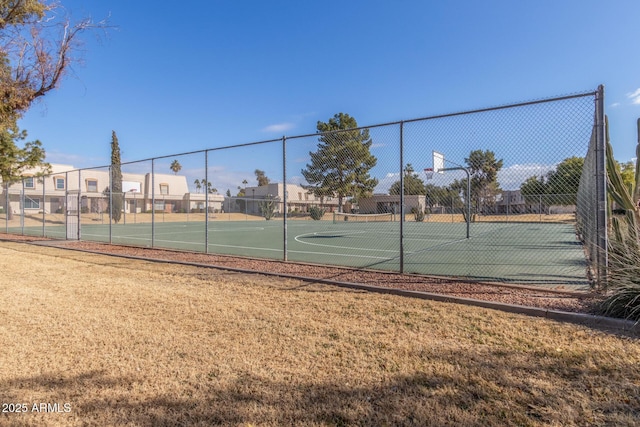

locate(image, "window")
[[24, 197, 40, 209], [24, 177, 35, 189], [55, 177, 65, 190], [87, 179, 98, 192], [159, 183, 169, 195]]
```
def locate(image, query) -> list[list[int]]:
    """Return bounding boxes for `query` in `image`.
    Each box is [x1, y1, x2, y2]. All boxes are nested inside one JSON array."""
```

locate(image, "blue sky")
[[17, 0, 640, 194]]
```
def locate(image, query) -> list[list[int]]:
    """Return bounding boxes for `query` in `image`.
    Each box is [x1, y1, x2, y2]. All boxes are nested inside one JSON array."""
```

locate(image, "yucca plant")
[[600, 117, 640, 321], [601, 239, 640, 321]]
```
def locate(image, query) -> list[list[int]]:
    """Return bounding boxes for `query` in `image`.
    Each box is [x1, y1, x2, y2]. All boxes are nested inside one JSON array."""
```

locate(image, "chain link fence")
[[1, 87, 606, 288]]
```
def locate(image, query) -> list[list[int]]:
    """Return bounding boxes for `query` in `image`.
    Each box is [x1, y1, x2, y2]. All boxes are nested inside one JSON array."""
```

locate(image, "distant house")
[[495, 189, 576, 215], [495, 190, 527, 214], [358, 194, 426, 215], [224, 183, 340, 214], [0, 163, 224, 215]]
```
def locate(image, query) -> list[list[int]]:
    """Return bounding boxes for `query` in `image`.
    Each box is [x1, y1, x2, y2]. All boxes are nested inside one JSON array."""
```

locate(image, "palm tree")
[[170, 160, 182, 175], [194, 179, 201, 193]]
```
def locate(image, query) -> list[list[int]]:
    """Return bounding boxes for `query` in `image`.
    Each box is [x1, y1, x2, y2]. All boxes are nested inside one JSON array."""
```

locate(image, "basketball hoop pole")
[[439, 165, 471, 239], [431, 151, 471, 238]]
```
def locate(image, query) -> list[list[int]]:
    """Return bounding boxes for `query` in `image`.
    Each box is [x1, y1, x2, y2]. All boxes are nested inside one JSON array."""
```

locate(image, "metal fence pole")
[[283, 136, 288, 261], [399, 121, 404, 273], [466, 170, 471, 238], [595, 84, 608, 288], [4, 183, 8, 233], [205, 151, 209, 253], [151, 158, 155, 248], [109, 166, 112, 244], [78, 170, 82, 240], [64, 171, 68, 239], [41, 174, 46, 236], [20, 179, 24, 234], [539, 194, 542, 222]]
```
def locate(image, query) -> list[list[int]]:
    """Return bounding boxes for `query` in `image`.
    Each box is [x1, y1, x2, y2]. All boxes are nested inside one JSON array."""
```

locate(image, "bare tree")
[[0, 1, 110, 218], [0, 0, 111, 127]]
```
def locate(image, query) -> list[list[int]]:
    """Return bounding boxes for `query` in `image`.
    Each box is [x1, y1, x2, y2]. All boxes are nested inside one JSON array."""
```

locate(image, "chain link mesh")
[[1, 90, 604, 287]]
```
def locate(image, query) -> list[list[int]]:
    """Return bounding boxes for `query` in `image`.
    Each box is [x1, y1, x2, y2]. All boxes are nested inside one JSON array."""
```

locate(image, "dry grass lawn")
[[0, 241, 638, 426]]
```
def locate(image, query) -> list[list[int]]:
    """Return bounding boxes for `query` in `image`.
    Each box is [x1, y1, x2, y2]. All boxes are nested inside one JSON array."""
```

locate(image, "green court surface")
[[23, 219, 588, 290]]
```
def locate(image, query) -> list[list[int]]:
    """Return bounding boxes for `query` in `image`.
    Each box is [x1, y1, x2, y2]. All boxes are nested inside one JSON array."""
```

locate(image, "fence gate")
[[66, 191, 80, 240]]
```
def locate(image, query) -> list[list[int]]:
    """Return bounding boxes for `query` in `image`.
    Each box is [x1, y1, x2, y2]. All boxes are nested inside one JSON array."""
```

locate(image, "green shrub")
[[599, 224, 640, 321], [411, 207, 425, 222], [309, 206, 325, 220]]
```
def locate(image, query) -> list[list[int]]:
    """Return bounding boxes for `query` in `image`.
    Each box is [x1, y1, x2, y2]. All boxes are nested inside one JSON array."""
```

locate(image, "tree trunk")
[[2, 183, 12, 221]]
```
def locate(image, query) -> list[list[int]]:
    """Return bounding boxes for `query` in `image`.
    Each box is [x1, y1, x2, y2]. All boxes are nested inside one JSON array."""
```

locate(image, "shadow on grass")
[[2, 351, 639, 427]]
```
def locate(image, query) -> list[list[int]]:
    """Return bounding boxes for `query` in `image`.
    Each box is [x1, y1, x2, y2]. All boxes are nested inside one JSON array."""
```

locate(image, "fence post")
[[20, 179, 24, 234], [64, 171, 68, 239], [283, 136, 288, 262], [78, 170, 82, 240], [4, 182, 8, 233], [109, 166, 112, 244], [205, 151, 209, 254], [42, 174, 46, 236], [151, 158, 155, 248], [538, 194, 542, 222], [399, 121, 404, 273], [595, 84, 608, 288]]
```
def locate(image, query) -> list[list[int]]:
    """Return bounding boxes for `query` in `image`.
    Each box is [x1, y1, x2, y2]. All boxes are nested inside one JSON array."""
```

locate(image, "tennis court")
[[48, 217, 590, 289]]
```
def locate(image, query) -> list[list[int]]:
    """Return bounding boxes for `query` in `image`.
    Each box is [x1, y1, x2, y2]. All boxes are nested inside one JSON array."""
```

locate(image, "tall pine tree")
[[302, 113, 378, 211]]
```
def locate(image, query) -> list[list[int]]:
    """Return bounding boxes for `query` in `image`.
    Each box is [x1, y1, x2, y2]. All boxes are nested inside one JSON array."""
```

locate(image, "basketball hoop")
[[424, 168, 434, 180]]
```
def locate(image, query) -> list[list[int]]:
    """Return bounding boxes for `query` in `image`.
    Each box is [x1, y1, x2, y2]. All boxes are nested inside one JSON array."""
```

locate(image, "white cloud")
[[373, 172, 399, 194], [262, 122, 294, 133], [497, 163, 556, 190], [610, 102, 621, 108], [373, 163, 560, 194], [45, 151, 107, 169], [286, 175, 307, 186], [627, 88, 640, 105]]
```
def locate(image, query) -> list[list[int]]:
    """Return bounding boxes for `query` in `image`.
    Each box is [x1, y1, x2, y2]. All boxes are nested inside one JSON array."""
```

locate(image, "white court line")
[[294, 231, 400, 254], [286, 248, 391, 260]]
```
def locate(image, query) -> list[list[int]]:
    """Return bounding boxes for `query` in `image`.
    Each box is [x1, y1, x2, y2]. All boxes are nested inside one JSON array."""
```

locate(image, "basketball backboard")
[[433, 151, 445, 174]]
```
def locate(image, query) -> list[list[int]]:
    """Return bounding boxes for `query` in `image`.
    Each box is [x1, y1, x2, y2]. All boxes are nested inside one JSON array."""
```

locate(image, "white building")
[[225, 182, 340, 214], [0, 164, 224, 215], [358, 194, 426, 215]]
